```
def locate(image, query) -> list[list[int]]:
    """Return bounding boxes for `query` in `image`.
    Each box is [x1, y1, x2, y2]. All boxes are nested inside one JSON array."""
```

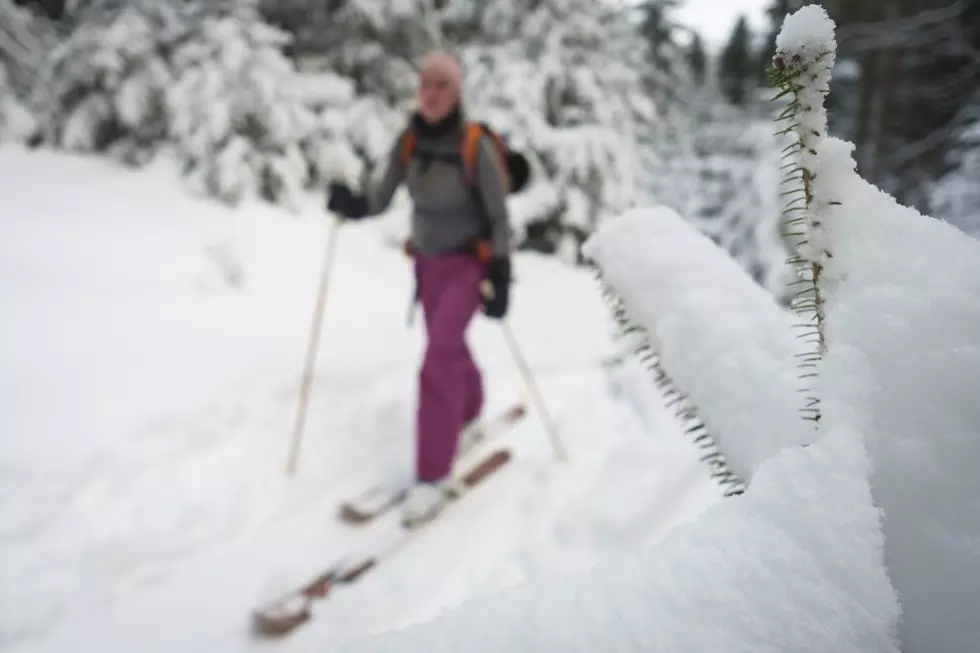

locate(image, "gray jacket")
[[366, 119, 513, 258]]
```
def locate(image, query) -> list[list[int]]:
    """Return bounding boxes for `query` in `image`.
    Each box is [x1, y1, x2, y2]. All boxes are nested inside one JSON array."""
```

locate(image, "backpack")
[[398, 121, 530, 199]]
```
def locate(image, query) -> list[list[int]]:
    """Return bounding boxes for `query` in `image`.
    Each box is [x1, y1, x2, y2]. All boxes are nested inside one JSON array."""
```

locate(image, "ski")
[[337, 401, 526, 525], [251, 447, 512, 638]]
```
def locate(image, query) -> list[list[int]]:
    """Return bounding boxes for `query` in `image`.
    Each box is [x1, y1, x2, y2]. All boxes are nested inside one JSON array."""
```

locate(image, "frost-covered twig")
[[585, 205, 807, 492], [767, 4, 838, 429], [592, 264, 746, 498]]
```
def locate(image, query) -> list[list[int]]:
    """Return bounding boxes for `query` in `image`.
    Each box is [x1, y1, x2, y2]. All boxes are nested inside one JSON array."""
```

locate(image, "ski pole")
[[286, 216, 342, 476], [499, 320, 569, 462]]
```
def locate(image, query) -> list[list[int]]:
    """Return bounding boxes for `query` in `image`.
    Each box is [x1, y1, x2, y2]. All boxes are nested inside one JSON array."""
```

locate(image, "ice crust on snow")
[[583, 205, 807, 482]]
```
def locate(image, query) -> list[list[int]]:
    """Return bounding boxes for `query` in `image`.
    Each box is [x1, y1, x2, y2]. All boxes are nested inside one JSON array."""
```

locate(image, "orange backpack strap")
[[399, 128, 416, 167], [460, 122, 511, 193], [460, 122, 484, 186]]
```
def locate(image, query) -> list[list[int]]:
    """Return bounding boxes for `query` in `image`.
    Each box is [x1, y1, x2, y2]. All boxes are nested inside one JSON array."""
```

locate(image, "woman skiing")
[[326, 50, 518, 527]]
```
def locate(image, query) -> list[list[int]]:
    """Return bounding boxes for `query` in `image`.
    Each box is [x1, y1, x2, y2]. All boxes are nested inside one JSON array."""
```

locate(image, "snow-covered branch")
[[584, 206, 806, 485], [592, 260, 745, 498], [767, 4, 838, 428]]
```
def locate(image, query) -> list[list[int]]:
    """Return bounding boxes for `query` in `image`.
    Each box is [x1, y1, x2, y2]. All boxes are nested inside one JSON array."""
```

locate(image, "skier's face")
[[418, 70, 457, 122]]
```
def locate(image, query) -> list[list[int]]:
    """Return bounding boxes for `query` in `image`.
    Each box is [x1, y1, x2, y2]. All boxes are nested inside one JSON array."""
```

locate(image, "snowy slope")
[[0, 147, 722, 652]]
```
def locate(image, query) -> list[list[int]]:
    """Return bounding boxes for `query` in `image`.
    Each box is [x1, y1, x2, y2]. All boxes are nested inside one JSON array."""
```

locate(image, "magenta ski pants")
[[415, 251, 485, 483]]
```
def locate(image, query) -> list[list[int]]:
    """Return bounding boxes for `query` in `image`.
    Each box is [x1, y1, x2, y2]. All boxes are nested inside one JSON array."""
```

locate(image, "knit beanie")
[[419, 50, 463, 93]]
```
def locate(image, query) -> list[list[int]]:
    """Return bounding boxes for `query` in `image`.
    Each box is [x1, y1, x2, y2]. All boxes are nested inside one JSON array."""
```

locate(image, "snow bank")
[[815, 135, 980, 653], [582, 206, 806, 482], [341, 426, 899, 653]]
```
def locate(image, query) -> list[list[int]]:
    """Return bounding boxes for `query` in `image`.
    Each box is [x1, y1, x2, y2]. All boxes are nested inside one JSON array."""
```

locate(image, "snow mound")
[[583, 206, 806, 482], [815, 136, 980, 653], [341, 427, 899, 653]]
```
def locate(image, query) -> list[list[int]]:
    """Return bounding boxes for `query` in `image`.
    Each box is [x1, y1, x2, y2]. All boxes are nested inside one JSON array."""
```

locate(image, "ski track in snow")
[[0, 149, 722, 652]]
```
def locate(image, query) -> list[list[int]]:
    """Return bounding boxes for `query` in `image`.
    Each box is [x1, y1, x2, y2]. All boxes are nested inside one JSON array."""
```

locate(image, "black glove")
[[482, 257, 511, 320], [327, 182, 368, 220]]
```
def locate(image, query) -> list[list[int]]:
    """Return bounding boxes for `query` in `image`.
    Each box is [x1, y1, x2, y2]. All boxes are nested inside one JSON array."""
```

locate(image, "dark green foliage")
[[719, 16, 754, 105], [687, 32, 706, 87]]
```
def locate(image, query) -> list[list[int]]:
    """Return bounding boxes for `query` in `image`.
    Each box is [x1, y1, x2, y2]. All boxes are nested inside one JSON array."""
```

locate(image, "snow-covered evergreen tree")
[[285, 0, 452, 194], [680, 99, 793, 300], [33, 0, 190, 163], [454, 0, 678, 253], [167, 0, 314, 209], [930, 120, 980, 239], [32, 0, 324, 209], [0, 0, 55, 94], [0, 0, 56, 142], [719, 15, 756, 106], [687, 33, 708, 87], [298, 68, 409, 193], [0, 59, 37, 142], [649, 13, 791, 300], [301, 0, 439, 106]]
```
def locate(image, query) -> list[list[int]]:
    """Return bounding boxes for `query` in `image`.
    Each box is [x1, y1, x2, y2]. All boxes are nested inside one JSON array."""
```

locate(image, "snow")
[[0, 146, 722, 652], [583, 205, 807, 482], [814, 134, 980, 653], [775, 4, 836, 59], [340, 424, 899, 653]]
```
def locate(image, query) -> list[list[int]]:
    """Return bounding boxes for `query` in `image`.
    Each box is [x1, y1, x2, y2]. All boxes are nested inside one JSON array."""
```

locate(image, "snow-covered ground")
[[0, 147, 722, 652]]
